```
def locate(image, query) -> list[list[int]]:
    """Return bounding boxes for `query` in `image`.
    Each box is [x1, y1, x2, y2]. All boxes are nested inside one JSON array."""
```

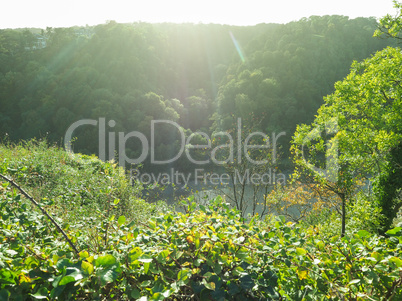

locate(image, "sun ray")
[[229, 31, 245, 63]]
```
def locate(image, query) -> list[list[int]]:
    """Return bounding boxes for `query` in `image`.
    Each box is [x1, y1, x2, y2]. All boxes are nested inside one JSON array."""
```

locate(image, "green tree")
[[215, 16, 392, 165], [292, 46, 402, 234], [374, 0, 402, 40], [291, 117, 364, 237]]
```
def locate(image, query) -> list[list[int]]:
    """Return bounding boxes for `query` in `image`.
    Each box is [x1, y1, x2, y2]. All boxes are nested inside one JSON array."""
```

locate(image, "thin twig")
[[0, 173, 80, 257]]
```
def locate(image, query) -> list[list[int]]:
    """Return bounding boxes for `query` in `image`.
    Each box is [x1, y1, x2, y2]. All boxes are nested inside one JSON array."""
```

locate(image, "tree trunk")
[[341, 194, 346, 237]]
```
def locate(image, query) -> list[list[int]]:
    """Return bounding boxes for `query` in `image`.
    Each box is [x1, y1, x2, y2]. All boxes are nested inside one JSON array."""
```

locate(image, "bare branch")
[[0, 173, 80, 257]]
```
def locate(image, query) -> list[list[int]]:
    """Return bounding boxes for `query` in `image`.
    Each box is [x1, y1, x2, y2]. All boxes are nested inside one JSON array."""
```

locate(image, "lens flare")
[[229, 31, 245, 63]]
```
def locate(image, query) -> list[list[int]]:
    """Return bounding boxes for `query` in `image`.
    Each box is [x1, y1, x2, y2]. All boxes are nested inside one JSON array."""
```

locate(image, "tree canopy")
[[291, 46, 402, 234], [0, 16, 395, 173]]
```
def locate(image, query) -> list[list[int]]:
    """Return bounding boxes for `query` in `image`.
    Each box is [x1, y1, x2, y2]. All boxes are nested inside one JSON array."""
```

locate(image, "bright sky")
[[0, 0, 397, 29]]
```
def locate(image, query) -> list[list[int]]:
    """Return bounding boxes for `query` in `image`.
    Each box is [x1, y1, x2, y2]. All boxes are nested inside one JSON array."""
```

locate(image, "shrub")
[[1, 184, 401, 300], [0, 139, 161, 227]]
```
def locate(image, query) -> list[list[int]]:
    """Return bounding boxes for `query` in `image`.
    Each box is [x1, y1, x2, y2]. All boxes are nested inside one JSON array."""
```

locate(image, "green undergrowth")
[[0, 188, 402, 300], [0, 141, 402, 300], [0, 139, 166, 229]]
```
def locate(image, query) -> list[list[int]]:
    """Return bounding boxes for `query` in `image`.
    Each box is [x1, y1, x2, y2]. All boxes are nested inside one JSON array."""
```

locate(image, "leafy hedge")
[[1, 179, 402, 300]]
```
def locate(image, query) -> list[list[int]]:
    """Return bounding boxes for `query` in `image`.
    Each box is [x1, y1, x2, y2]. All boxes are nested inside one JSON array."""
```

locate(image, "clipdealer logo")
[[64, 118, 285, 167]]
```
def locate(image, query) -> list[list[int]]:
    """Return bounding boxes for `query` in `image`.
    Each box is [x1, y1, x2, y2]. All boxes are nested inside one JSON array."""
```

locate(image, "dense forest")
[[1, 8, 402, 300], [0, 16, 395, 171]]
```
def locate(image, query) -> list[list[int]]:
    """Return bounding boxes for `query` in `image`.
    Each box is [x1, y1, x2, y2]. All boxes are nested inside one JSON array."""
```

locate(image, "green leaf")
[[79, 251, 89, 259], [144, 262, 151, 274], [194, 258, 203, 267], [149, 219, 156, 230], [213, 262, 222, 274], [228, 282, 240, 296], [97, 267, 120, 285], [330, 235, 339, 243], [140, 280, 152, 287], [5, 249, 17, 257], [386, 227, 402, 236], [151, 281, 165, 294], [357, 230, 370, 238], [236, 247, 249, 259], [52, 274, 64, 288], [277, 215, 286, 223], [296, 248, 307, 255], [177, 269, 190, 285], [129, 247, 143, 262], [95, 254, 117, 267], [50, 286, 64, 299], [164, 214, 173, 223], [58, 275, 76, 286], [239, 274, 254, 289], [118, 215, 126, 226], [31, 288, 49, 299], [297, 269, 309, 280], [315, 240, 325, 250], [131, 289, 141, 299], [174, 251, 183, 260], [371, 251, 382, 262]]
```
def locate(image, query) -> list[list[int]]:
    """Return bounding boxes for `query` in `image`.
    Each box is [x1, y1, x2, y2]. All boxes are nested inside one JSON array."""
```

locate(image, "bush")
[[304, 190, 383, 238], [1, 184, 401, 300], [0, 139, 162, 227], [1, 141, 401, 300]]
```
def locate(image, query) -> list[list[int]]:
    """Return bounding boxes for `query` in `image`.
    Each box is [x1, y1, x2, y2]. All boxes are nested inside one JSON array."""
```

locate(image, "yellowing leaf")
[[81, 261, 94, 275], [19, 274, 31, 283], [389, 256, 402, 267], [79, 251, 89, 259], [371, 251, 382, 262], [204, 241, 212, 250], [186, 235, 194, 244], [297, 269, 309, 280], [204, 281, 216, 291], [296, 248, 307, 256]]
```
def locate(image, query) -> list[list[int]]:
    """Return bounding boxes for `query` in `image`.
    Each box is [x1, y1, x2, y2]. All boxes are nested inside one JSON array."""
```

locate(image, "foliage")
[[291, 121, 365, 236], [290, 45, 402, 235], [0, 139, 163, 228], [0, 17, 394, 174], [1, 184, 402, 300], [1, 12, 402, 300], [316, 47, 402, 175], [264, 178, 383, 239], [206, 115, 280, 218], [215, 16, 394, 163], [374, 1, 402, 40], [374, 141, 402, 232], [265, 181, 340, 223], [302, 190, 383, 239]]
